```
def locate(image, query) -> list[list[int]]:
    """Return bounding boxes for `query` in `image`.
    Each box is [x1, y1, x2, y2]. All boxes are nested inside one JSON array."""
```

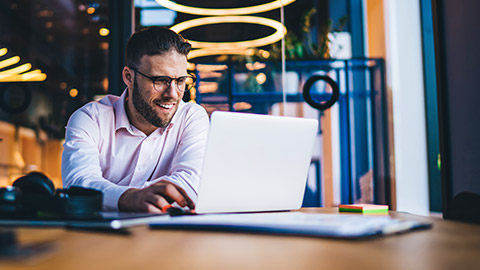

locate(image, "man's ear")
[[122, 66, 134, 88]]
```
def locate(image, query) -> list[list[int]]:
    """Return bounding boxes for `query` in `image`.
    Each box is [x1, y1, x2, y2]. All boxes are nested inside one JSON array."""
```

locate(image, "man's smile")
[[157, 103, 175, 110]]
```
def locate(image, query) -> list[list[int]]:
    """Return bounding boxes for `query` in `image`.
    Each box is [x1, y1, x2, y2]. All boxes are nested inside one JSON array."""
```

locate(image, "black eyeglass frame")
[[129, 67, 196, 92]]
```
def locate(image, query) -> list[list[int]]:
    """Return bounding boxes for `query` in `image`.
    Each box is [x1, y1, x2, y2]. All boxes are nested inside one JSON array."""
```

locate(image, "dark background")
[[433, 0, 480, 216]]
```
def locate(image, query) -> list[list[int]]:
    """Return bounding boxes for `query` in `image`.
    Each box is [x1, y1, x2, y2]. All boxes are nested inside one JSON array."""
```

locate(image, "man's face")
[[130, 52, 187, 129]]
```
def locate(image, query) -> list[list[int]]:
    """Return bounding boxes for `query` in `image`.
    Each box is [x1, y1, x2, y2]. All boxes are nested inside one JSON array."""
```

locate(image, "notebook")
[[194, 111, 319, 214], [149, 211, 432, 239]]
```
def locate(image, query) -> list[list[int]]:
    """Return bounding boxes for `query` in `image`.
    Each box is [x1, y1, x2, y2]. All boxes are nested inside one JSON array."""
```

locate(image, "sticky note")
[[339, 204, 389, 214]]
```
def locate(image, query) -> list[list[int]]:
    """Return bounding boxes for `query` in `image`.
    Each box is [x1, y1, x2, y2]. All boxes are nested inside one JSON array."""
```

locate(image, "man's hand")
[[118, 180, 195, 213]]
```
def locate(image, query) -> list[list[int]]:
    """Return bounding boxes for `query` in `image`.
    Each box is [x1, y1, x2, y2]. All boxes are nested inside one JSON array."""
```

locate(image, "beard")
[[131, 76, 177, 129]]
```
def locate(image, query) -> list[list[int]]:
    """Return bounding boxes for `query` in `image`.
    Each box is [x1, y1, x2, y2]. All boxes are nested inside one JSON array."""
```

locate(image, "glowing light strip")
[[0, 47, 47, 82], [24, 69, 42, 74], [0, 73, 47, 82], [0, 53, 47, 82], [0, 56, 20, 69], [195, 64, 228, 72], [198, 81, 219, 93], [188, 48, 256, 60], [155, 0, 295, 16], [0, 48, 7, 57], [198, 71, 223, 78], [246, 62, 267, 71], [171, 16, 286, 49], [163, 2, 293, 69], [0, 63, 31, 75]]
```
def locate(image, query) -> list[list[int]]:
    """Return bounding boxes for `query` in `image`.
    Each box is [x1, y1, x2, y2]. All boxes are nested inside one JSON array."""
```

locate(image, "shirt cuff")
[[102, 185, 132, 211]]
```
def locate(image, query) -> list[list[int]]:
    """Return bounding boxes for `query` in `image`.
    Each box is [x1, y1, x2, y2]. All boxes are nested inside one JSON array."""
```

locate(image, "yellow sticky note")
[[339, 204, 389, 214]]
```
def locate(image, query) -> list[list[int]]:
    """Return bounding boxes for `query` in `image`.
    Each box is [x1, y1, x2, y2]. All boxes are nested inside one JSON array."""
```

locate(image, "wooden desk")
[[1, 208, 479, 270]]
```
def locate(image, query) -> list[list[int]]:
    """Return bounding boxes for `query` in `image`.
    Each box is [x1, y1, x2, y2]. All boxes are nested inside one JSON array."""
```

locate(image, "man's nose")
[[163, 82, 179, 98]]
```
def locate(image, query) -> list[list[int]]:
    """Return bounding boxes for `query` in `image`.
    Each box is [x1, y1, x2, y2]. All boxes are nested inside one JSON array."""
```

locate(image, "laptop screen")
[[195, 112, 318, 214]]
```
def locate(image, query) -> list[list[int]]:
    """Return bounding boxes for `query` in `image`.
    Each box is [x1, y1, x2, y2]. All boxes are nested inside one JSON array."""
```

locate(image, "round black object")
[[12, 172, 103, 219], [57, 187, 103, 219], [0, 83, 32, 114], [13, 172, 55, 196], [302, 75, 340, 111]]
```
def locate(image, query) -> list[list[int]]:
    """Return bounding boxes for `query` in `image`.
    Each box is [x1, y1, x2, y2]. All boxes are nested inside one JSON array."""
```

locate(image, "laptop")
[[150, 111, 432, 238], [194, 111, 318, 214]]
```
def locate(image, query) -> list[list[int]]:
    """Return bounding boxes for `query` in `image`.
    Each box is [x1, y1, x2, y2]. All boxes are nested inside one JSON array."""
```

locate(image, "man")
[[62, 26, 209, 213]]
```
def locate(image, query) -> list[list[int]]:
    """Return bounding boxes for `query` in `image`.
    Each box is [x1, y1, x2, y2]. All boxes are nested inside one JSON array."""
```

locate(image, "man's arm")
[[62, 103, 209, 212], [125, 105, 210, 211], [146, 106, 209, 198], [62, 107, 131, 210]]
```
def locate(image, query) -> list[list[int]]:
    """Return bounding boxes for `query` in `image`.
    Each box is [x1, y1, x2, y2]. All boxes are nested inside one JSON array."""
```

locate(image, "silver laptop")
[[195, 111, 318, 214], [150, 112, 431, 239]]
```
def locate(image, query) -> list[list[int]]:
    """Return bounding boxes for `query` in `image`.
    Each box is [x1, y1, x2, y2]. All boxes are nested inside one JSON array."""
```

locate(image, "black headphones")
[[0, 172, 103, 219]]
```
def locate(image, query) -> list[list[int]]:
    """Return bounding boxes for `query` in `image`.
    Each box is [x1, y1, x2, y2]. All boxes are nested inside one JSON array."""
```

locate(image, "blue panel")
[[420, 0, 442, 212], [339, 66, 352, 203], [348, 0, 365, 58]]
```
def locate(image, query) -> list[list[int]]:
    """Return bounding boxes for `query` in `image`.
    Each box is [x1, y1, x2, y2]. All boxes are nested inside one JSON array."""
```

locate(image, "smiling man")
[[62, 27, 209, 213]]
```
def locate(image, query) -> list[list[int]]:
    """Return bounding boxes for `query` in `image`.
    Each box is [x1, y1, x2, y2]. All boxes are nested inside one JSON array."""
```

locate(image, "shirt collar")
[[113, 89, 130, 132], [168, 100, 185, 130]]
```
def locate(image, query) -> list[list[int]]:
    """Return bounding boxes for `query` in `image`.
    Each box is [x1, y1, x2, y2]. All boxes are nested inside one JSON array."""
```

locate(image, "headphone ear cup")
[[13, 172, 55, 196], [10, 172, 102, 219], [12, 172, 56, 214]]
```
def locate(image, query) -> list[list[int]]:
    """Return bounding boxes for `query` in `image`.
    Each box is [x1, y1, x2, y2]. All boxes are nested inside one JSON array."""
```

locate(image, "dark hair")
[[125, 26, 191, 69]]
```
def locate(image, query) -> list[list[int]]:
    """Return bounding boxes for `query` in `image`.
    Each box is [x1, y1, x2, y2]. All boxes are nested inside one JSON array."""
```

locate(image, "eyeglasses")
[[130, 67, 196, 92]]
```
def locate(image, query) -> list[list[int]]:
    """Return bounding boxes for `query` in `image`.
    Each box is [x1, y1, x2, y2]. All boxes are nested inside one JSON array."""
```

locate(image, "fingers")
[[145, 203, 164, 214], [170, 184, 195, 209], [118, 188, 163, 213], [118, 181, 195, 213], [152, 181, 195, 209], [146, 193, 170, 211]]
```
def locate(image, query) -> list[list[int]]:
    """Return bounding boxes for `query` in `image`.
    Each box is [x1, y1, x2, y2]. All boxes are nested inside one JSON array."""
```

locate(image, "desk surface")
[[1, 208, 479, 270]]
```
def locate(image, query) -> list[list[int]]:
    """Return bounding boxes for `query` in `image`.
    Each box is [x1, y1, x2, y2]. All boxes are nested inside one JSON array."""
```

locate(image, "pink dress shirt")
[[61, 90, 209, 210]]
